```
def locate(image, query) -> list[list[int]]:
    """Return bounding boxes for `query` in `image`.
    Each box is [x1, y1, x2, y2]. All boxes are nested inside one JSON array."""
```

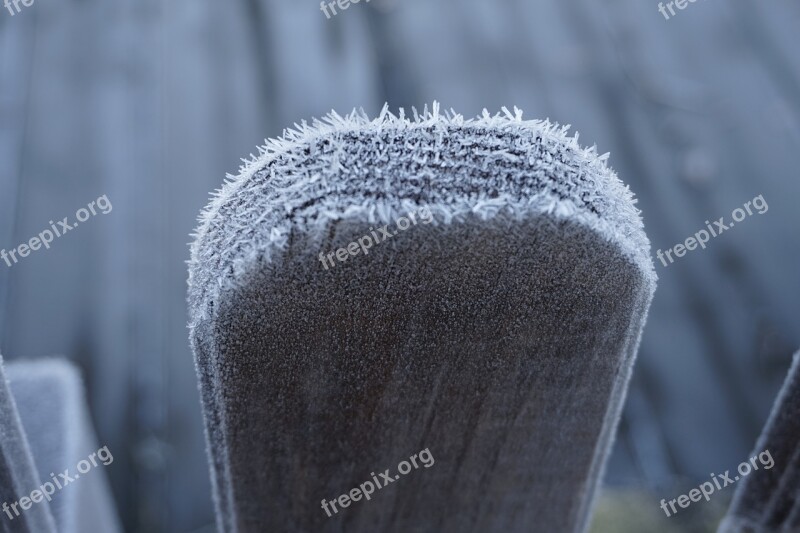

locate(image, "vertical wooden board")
[[264, 1, 382, 121]]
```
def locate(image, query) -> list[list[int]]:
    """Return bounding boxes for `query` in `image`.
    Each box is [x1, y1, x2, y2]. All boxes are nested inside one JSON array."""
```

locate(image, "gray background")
[[1, 0, 798, 531]]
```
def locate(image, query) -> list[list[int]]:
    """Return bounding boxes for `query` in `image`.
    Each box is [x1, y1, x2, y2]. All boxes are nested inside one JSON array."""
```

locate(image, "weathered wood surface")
[[1, 0, 798, 531]]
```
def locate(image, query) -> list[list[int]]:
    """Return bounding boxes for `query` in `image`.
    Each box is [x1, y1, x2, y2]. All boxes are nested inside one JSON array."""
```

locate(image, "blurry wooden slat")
[[0, 14, 33, 335]]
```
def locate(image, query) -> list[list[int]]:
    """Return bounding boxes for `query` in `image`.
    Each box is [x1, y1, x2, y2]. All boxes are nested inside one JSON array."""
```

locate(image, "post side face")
[[201, 214, 650, 532]]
